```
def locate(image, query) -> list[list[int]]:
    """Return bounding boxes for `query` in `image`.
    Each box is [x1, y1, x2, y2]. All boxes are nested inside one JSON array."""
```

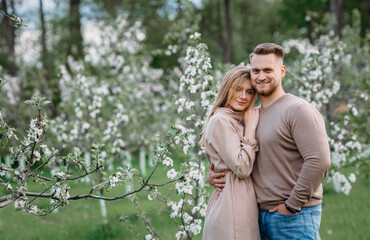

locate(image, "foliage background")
[[0, 0, 369, 239]]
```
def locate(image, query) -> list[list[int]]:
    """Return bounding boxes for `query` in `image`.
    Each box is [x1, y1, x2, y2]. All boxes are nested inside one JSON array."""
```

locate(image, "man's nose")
[[258, 72, 266, 80]]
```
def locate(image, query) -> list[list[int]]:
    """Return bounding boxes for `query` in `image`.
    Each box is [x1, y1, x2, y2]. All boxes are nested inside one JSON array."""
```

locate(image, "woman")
[[201, 66, 260, 239]]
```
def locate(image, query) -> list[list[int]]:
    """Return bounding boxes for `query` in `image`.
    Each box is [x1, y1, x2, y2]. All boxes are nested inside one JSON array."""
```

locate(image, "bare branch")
[[0, 178, 16, 195], [23, 141, 38, 184], [31, 204, 60, 216], [66, 165, 103, 181], [0, 166, 12, 172], [148, 177, 182, 188], [28, 181, 57, 204], [29, 154, 55, 177], [0, 200, 12, 208], [0, 194, 11, 203], [34, 175, 52, 181], [76, 159, 88, 174]]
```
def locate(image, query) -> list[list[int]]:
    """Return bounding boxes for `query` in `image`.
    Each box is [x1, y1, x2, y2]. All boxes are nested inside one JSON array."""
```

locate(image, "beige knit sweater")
[[252, 94, 331, 211]]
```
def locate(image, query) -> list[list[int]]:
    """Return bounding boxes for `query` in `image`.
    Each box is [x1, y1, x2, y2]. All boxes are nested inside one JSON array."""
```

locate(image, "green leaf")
[[2, 137, 8, 147]]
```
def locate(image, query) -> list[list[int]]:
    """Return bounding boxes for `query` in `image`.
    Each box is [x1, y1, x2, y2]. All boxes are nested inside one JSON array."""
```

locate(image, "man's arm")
[[207, 163, 226, 192], [270, 104, 330, 215], [287, 104, 330, 210]]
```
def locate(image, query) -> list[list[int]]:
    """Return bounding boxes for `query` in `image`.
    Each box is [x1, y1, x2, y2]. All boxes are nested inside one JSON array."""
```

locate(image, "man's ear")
[[281, 65, 286, 78]]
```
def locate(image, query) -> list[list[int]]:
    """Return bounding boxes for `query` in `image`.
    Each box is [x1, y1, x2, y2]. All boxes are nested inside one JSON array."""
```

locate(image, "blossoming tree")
[[282, 12, 369, 194], [0, 8, 368, 240]]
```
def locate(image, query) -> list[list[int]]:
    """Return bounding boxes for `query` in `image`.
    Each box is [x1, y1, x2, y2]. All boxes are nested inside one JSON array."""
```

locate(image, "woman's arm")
[[244, 107, 260, 139], [207, 112, 259, 179]]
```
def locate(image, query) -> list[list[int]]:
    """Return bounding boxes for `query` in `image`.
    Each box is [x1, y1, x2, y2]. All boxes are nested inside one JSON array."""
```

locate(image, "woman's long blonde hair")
[[200, 66, 256, 147]]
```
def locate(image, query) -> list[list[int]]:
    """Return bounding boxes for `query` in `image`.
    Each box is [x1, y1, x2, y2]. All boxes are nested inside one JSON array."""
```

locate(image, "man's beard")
[[252, 80, 277, 96]]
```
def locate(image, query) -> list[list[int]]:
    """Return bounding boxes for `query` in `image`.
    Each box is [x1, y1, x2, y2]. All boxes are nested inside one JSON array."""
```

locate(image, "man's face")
[[250, 54, 285, 96]]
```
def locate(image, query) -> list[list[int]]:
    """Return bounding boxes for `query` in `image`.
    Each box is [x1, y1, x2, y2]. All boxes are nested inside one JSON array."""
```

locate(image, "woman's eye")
[[235, 87, 242, 91]]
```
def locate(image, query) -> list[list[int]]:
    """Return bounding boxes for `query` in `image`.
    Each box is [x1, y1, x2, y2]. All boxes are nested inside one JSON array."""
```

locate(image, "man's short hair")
[[249, 43, 284, 60]]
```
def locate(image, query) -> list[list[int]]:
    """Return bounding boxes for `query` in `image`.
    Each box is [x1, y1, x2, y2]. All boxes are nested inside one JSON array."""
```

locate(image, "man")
[[207, 43, 330, 239]]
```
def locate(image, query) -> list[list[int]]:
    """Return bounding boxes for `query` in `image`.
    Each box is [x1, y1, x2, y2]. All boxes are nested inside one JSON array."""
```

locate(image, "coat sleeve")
[[286, 103, 331, 210], [206, 117, 258, 179]]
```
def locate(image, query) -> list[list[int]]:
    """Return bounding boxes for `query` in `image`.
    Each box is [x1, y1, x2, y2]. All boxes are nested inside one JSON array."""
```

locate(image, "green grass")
[[0, 160, 191, 240], [320, 177, 370, 240], [0, 162, 369, 240]]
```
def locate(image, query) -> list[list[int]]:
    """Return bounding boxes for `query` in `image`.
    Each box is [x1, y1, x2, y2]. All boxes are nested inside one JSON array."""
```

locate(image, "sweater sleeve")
[[207, 117, 258, 179], [286, 104, 331, 210]]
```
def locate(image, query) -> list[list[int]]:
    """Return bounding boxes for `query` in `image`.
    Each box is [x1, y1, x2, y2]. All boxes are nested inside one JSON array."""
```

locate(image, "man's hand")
[[269, 203, 297, 215], [207, 163, 226, 192]]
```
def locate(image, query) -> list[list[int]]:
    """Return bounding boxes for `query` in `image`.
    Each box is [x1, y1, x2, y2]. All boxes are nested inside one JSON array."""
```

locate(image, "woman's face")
[[226, 78, 255, 112]]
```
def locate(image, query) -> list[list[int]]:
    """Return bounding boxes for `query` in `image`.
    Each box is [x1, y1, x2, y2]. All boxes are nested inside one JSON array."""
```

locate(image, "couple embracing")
[[201, 43, 331, 240]]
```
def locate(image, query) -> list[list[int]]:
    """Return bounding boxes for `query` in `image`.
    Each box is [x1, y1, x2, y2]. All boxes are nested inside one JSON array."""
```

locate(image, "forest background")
[[0, 0, 369, 239]]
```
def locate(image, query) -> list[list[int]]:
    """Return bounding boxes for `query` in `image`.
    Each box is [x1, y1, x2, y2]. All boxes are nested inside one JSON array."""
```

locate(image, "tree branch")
[[66, 165, 103, 181], [29, 154, 55, 177]]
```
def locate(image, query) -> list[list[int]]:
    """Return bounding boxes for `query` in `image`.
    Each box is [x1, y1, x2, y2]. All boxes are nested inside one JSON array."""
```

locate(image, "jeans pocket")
[[310, 211, 322, 232], [274, 211, 303, 226], [269, 212, 306, 239], [275, 211, 300, 217]]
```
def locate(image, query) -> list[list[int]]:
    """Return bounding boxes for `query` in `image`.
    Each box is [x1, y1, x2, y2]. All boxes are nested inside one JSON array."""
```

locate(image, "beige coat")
[[203, 108, 260, 240]]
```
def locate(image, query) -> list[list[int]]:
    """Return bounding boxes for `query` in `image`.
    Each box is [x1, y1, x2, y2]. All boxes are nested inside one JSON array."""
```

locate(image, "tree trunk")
[[39, 0, 50, 85], [216, 0, 226, 61], [177, 0, 186, 55], [224, 0, 233, 62], [39, 0, 59, 116], [68, 0, 83, 60], [201, 0, 228, 61], [330, 0, 343, 38], [1, 0, 16, 76]]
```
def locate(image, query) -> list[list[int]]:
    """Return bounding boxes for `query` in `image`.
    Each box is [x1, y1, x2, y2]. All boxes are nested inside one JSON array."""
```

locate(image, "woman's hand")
[[244, 107, 260, 139]]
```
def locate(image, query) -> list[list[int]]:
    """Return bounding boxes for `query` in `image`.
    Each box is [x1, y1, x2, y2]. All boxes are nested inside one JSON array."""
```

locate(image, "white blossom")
[[167, 169, 178, 179], [29, 205, 38, 214], [176, 231, 186, 240], [175, 181, 193, 194], [14, 199, 26, 209], [82, 122, 90, 130], [54, 188, 62, 198], [348, 173, 356, 183], [163, 157, 173, 167], [57, 172, 65, 178], [34, 151, 41, 161], [109, 176, 120, 187], [189, 32, 201, 39], [188, 219, 202, 235]]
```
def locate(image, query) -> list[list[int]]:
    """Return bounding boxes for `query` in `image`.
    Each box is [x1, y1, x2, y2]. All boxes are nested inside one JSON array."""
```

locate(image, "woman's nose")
[[240, 91, 247, 99]]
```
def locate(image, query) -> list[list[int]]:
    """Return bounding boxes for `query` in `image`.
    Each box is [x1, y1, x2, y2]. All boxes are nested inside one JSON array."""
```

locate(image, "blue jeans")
[[259, 204, 322, 240]]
